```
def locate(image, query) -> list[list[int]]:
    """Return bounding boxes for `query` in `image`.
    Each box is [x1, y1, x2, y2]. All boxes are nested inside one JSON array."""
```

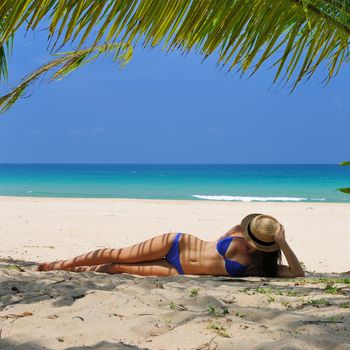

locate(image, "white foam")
[[192, 195, 309, 202]]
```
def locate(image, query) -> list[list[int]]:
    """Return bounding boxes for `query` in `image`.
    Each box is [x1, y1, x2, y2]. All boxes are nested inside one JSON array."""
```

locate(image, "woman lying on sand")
[[38, 213, 305, 278]]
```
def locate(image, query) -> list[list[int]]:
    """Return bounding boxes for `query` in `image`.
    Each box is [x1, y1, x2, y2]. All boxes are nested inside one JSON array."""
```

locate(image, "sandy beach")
[[0, 197, 349, 349]]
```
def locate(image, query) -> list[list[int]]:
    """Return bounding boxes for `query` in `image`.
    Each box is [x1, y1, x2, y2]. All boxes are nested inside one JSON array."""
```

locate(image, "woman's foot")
[[37, 260, 64, 271], [37, 261, 105, 272], [66, 264, 116, 273]]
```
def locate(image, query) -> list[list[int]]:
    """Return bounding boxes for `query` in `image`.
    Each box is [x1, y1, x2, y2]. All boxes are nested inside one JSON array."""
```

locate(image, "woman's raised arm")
[[275, 226, 305, 278]]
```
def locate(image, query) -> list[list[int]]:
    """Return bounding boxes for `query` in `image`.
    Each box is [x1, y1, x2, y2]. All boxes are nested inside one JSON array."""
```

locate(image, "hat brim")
[[241, 213, 280, 252]]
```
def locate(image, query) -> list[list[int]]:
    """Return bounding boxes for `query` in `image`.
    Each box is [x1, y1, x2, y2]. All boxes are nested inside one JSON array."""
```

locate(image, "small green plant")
[[324, 281, 342, 294], [206, 304, 229, 316], [282, 300, 291, 308], [266, 294, 275, 303], [307, 298, 331, 307], [299, 261, 306, 269], [274, 288, 284, 295], [207, 304, 215, 314], [222, 308, 229, 315], [0, 295, 8, 303], [256, 287, 271, 294], [318, 277, 333, 284], [190, 288, 199, 298], [240, 287, 254, 295], [256, 286, 277, 302], [325, 286, 342, 294], [299, 277, 350, 285], [207, 322, 230, 338], [339, 302, 350, 308], [1, 265, 23, 271], [169, 302, 187, 311], [328, 316, 339, 323], [286, 289, 301, 297], [235, 311, 245, 318]]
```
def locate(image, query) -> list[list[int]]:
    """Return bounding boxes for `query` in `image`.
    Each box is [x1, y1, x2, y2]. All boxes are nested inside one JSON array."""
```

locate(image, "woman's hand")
[[274, 224, 286, 246]]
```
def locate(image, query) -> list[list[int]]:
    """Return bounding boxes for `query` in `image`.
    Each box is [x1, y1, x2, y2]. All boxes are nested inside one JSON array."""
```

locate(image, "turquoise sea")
[[0, 164, 349, 203]]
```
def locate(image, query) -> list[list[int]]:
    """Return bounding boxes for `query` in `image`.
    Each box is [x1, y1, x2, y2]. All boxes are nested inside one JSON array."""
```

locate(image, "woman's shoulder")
[[226, 224, 243, 235]]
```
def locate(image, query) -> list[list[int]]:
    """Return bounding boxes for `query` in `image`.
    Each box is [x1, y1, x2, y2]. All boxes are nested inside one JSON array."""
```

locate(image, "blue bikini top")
[[216, 236, 248, 277]]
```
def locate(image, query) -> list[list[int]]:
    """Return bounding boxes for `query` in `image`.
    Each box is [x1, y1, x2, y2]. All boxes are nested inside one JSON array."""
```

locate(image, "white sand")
[[0, 197, 349, 349]]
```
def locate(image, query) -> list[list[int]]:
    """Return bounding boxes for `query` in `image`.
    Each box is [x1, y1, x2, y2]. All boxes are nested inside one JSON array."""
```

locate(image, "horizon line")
[[0, 163, 342, 166]]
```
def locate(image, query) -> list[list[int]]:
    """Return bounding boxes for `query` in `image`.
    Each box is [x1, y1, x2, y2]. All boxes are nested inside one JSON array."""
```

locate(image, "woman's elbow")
[[294, 270, 305, 278], [278, 267, 305, 278]]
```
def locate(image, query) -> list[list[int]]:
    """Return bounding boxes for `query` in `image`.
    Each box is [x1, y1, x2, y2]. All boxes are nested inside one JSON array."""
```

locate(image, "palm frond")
[[0, 43, 132, 113], [338, 187, 350, 193], [0, 37, 13, 81], [339, 161, 350, 194], [0, 0, 349, 93]]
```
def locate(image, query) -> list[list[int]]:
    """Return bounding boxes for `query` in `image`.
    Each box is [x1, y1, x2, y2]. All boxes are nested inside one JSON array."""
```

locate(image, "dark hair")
[[244, 249, 281, 277]]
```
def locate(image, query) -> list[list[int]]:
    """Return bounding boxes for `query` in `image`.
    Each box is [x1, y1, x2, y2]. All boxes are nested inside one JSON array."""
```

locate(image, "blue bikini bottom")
[[165, 233, 184, 274]]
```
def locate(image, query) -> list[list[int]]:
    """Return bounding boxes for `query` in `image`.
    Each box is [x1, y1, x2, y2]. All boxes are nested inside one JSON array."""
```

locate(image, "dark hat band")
[[247, 223, 275, 246]]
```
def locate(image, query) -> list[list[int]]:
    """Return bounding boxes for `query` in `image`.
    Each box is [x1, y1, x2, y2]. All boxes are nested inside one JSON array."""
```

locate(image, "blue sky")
[[0, 29, 349, 164]]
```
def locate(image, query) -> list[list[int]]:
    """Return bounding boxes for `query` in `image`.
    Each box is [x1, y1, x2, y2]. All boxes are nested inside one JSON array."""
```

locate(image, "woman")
[[38, 213, 305, 278]]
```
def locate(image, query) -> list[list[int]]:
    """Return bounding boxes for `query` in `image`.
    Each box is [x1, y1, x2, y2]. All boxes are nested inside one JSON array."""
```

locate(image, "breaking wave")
[[191, 195, 324, 202]]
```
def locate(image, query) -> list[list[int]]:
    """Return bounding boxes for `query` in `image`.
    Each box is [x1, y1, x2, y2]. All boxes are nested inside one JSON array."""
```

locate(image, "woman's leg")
[[66, 259, 179, 276], [38, 232, 177, 271]]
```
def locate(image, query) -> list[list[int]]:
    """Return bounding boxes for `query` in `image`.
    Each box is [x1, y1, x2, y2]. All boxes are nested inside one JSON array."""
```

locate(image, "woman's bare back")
[[174, 233, 253, 276]]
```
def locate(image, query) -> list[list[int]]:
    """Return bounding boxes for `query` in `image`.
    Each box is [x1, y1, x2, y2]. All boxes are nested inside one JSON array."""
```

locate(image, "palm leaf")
[[338, 187, 350, 194], [0, 44, 8, 81], [0, 43, 132, 113], [0, 0, 349, 111], [338, 161, 350, 194], [0, 37, 13, 81]]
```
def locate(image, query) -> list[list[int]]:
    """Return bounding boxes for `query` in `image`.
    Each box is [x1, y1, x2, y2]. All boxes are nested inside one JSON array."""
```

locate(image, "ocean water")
[[0, 164, 349, 203]]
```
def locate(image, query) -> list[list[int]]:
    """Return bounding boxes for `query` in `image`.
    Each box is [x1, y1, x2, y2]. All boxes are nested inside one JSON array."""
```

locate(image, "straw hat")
[[241, 213, 281, 252]]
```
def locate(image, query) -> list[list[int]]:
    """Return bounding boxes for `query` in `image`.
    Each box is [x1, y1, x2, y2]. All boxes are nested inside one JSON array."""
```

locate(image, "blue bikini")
[[165, 233, 185, 274], [216, 236, 248, 276], [165, 233, 248, 276]]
